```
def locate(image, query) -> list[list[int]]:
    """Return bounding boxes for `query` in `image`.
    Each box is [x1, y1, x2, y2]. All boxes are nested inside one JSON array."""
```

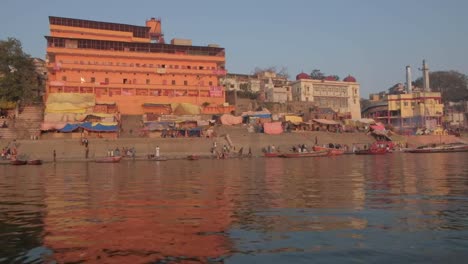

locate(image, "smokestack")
[[406, 65, 412, 94], [422, 59, 430, 92]]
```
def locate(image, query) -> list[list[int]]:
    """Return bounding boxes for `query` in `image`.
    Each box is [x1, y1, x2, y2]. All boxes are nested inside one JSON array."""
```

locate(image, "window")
[[146, 79, 150, 85], [90, 77, 95, 83], [171, 80, 176, 85], [404, 102, 408, 106], [123, 78, 128, 84], [184, 80, 188, 85], [105, 78, 109, 84], [209, 81, 213, 86], [62, 76, 67, 81]]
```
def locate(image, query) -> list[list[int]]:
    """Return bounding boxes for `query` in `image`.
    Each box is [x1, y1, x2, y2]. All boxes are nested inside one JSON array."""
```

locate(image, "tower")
[[422, 60, 430, 92], [405, 65, 412, 94]]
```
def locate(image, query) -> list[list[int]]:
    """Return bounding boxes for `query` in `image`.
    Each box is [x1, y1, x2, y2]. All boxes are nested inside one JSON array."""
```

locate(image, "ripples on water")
[[0, 153, 467, 263]]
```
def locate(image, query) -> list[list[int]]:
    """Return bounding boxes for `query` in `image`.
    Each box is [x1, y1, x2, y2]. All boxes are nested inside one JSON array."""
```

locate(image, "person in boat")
[[114, 147, 120, 157]]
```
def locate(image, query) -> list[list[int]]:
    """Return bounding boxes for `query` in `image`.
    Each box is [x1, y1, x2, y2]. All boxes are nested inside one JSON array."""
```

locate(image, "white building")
[[291, 73, 361, 119]]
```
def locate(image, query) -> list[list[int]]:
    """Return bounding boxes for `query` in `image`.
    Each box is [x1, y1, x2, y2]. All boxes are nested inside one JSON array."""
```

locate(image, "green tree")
[[413, 71, 468, 102], [310, 69, 325, 80], [0, 38, 40, 103]]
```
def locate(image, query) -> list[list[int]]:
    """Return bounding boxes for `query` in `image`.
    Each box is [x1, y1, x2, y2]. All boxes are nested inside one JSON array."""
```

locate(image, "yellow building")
[[386, 92, 443, 128]]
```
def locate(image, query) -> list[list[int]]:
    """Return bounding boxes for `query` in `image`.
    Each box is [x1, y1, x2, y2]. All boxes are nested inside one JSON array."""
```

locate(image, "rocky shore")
[[1, 126, 465, 163]]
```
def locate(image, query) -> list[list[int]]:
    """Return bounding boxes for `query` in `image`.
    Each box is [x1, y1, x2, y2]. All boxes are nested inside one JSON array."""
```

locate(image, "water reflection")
[[0, 153, 467, 263]]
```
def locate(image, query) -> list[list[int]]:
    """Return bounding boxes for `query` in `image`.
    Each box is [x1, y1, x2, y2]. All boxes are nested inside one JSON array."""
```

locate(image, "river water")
[[1, 153, 467, 263]]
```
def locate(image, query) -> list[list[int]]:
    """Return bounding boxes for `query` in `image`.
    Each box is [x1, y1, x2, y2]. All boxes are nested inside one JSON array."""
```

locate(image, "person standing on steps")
[[53, 149, 56, 162], [156, 146, 160, 157]]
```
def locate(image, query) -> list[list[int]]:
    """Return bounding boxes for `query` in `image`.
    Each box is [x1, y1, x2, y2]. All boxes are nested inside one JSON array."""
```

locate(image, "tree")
[[413, 71, 468, 103], [310, 69, 325, 80], [253, 66, 290, 79], [0, 38, 40, 103]]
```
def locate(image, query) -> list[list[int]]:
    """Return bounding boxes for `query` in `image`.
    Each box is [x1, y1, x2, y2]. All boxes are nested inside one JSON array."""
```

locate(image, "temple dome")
[[296, 72, 310, 80], [343, 75, 357, 82]]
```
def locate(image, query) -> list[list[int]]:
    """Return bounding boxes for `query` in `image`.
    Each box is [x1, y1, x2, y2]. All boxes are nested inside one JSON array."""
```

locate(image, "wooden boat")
[[187, 155, 199, 160], [406, 143, 468, 153], [313, 146, 345, 156], [264, 152, 281, 158], [354, 148, 387, 155], [280, 150, 329, 158], [27, 159, 43, 165], [10, 160, 27, 165], [152, 156, 168, 161], [95, 156, 122, 163]]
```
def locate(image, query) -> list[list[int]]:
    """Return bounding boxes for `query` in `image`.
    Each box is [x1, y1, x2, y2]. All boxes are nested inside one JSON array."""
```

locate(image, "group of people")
[[291, 144, 309, 153], [107, 147, 135, 158], [1, 140, 18, 160]]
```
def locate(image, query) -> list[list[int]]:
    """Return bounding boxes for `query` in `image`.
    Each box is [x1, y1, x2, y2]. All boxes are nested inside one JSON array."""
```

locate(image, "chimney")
[[406, 65, 412, 94], [422, 60, 430, 92]]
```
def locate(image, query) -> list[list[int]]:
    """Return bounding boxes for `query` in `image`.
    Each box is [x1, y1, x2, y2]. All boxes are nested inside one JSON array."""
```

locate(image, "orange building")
[[45, 16, 228, 115]]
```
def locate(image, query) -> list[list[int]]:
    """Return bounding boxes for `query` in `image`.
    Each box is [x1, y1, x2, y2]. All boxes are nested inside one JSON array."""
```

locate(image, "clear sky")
[[1, 0, 467, 97]]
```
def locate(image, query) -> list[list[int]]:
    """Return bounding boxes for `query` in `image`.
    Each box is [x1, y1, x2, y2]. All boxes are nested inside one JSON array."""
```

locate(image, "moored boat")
[[313, 146, 345, 156], [27, 159, 43, 165], [95, 156, 122, 163], [264, 152, 281, 158], [280, 150, 329, 158], [354, 148, 387, 155], [406, 143, 468, 153], [152, 156, 168, 161], [187, 155, 199, 160], [10, 160, 28, 165]]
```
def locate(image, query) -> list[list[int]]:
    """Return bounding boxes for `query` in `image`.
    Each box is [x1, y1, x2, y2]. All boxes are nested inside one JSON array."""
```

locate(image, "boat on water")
[[187, 155, 199, 160], [406, 143, 468, 153], [354, 148, 387, 155], [10, 160, 28, 165], [27, 159, 43, 165], [264, 152, 282, 158], [313, 146, 345, 156], [152, 156, 168, 161], [280, 150, 329, 158], [95, 156, 122, 163]]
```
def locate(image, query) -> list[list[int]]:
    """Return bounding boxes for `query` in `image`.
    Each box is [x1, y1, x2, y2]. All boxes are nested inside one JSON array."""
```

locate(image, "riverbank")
[[1, 125, 466, 162]]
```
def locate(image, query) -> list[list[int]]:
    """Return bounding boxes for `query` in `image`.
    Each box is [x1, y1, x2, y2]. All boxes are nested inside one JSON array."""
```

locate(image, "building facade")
[[291, 73, 361, 119], [362, 91, 444, 130], [45, 16, 227, 115]]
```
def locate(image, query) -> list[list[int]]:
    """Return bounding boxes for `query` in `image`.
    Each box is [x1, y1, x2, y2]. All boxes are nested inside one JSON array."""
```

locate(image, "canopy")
[[58, 122, 118, 132], [370, 123, 386, 131], [241, 110, 271, 119], [285, 115, 303, 124], [144, 121, 175, 131], [171, 103, 201, 115], [46, 93, 95, 113], [313, 119, 340, 125], [220, 114, 243, 125], [263, 122, 283, 135]]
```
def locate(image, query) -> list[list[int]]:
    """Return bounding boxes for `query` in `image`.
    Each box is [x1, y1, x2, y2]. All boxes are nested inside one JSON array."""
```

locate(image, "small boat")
[[264, 152, 281, 158], [27, 159, 43, 165], [152, 156, 168, 161], [354, 148, 387, 155], [95, 156, 122, 163], [187, 155, 199, 160], [313, 146, 345, 156], [280, 150, 329, 158], [10, 160, 28, 165], [406, 143, 468, 153]]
